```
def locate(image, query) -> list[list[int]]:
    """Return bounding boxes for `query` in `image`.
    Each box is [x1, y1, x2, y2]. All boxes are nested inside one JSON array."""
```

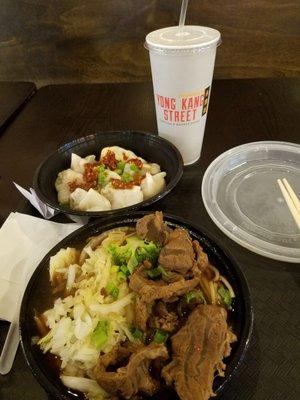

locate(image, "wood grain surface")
[[0, 79, 299, 400], [0, 1, 299, 86], [0, 81, 36, 133], [0, 78, 299, 225]]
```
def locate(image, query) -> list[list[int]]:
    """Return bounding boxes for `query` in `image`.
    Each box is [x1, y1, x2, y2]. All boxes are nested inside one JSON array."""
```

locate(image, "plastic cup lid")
[[202, 141, 300, 263], [145, 25, 221, 53]]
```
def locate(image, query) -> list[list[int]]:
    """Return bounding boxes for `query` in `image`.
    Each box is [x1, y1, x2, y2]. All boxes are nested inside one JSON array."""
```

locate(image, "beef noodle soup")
[[34, 212, 236, 400]]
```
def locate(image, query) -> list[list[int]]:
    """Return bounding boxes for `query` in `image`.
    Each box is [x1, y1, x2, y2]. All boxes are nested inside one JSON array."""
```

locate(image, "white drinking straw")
[[179, 0, 189, 26]]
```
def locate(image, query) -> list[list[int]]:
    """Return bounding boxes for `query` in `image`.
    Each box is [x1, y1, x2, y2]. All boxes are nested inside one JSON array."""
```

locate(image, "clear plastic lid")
[[145, 25, 221, 53], [202, 141, 300, 263]]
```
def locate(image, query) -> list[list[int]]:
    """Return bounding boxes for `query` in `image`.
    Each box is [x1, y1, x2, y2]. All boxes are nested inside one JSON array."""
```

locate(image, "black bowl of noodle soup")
[[20, 211, 253, 400]]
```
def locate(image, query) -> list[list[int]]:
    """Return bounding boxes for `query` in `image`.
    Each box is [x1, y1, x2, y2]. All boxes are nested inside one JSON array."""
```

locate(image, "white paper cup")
[[146, 26, 221, 165]]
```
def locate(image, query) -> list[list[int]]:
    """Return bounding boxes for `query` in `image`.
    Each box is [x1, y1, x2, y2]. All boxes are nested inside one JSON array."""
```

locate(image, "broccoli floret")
[[108, 243, 132, 266], [107, 236, 160, 274], [136, 241, 160, 265]]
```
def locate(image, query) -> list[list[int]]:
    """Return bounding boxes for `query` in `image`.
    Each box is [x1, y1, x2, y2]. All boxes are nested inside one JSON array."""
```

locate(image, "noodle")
[[209, 264, 220, 282], [213, 282, 219, 302], [199, 277, 212, 303], [220, 276, 235, 298], [198, 263, 235, 306], [209, 281, 216, 305]]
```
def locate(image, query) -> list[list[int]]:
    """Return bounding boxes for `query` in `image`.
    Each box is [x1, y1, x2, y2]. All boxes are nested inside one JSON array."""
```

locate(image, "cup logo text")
[[155, 86, 210, 126]]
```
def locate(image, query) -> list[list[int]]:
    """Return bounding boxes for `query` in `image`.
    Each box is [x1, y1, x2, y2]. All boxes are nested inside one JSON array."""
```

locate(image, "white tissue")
[[0, 213, 81, 323]]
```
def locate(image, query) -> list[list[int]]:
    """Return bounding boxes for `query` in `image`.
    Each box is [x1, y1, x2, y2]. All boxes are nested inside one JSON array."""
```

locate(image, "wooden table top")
[[0, 81, 36, 134], [0, 78, 299, 400]]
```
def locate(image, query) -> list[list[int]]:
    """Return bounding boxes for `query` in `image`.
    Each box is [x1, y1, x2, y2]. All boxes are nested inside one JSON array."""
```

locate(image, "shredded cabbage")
[[49, 247, 79, 281], [38, 232, 136, 400], [60, 376, 109, 399], [89, 293, 134, 314], [66, 264, 77, 290]]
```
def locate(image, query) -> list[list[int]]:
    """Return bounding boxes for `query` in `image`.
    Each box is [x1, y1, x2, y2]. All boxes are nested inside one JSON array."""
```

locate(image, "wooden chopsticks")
[[277, 178, 300, 230]]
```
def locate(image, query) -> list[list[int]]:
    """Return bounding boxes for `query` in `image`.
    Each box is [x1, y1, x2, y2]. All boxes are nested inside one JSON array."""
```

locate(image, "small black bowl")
[[20, 211, 253, 400], [33, 131, 183, 217]]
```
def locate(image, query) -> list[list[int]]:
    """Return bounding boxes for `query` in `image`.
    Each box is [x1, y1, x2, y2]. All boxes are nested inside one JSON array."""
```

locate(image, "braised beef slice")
[[137, 278, 200, 331], [94, 342, 169, 399], [149, 301, 179, 333], [134, 297, 152, 332], [96, 341, 139, 370], [130, 265, 199, 304], [159, 229, 195, 277], [129, 264, 165, 294], [162, 305, 236, 400], [163, 271, 186, 283], [138, 277, 199, 304], [191, 241, 209, 278], [136, 211, 170, 245], [129, 265, 199, 304], [130, 266, 199, 331]]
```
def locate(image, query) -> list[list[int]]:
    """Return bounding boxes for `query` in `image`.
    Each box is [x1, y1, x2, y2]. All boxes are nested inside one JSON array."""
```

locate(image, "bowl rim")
[[20, 211, 253, 400], [33, 130, 183, 217]]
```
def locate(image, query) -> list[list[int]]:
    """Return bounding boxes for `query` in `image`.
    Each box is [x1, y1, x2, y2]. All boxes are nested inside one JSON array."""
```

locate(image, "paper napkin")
[[0, 212, 82, 322]]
